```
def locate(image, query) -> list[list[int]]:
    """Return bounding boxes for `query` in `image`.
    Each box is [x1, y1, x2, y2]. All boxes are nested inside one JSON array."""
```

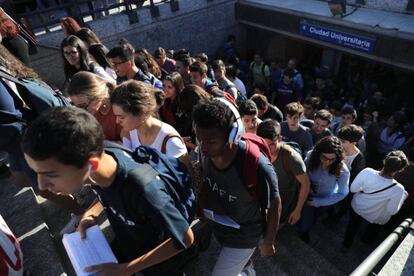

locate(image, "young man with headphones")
[[193, 98, 281, 276]]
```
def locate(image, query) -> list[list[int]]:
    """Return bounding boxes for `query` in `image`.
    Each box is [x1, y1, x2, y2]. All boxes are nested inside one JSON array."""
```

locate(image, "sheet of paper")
[[203, 209, 240, 229], [62, 225, 117, 276]]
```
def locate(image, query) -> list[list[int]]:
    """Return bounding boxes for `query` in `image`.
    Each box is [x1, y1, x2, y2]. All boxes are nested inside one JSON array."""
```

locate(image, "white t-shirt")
[[122, 123, 187, 158], [233, 77, 247, 97], [105, 67, 117, 81], [91, 63, 115, 83], [351, 168, 407, 225], [344, 150, 360, 170]]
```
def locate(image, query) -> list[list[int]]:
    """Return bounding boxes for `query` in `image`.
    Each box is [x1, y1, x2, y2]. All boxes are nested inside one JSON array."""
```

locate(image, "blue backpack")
[[104, 142, 196, 225], [0, 68, 70, 122]]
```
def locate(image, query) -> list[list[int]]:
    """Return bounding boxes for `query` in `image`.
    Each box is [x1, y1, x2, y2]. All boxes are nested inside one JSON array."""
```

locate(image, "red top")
[[94, 106, 122, 141]]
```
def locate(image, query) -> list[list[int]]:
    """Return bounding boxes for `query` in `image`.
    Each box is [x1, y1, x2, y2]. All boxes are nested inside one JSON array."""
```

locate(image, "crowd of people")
[[1, 12, 414, 276]]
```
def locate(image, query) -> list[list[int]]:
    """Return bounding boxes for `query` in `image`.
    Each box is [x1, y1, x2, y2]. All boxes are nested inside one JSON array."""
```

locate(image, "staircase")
[[183, 212, 382, 275], [0, 175, 392, 275], [0, 178, 68, 275]]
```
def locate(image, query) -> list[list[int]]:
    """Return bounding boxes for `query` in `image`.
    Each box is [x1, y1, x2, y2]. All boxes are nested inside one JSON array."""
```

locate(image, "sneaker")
[[60, 213, 82, 235], [300, 231, 310, 244], [0, 163, 11, 179], [238, 260, 256, 276]]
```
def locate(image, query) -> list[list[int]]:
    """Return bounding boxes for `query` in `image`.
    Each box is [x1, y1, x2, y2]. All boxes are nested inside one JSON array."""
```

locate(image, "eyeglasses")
[[320, 154, 337, 163], [63, 50, 79, 56], [111, 60, 128, 67]]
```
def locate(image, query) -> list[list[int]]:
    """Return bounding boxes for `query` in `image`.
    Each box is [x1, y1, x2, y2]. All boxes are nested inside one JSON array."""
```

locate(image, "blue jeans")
[[298, 205, 330, 233]]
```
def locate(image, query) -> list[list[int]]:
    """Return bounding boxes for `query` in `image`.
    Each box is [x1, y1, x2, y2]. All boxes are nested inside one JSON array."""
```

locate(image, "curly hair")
[[308, 136, 344, 177], [110, 80, 157, 117], [192, 98, 235, 136]]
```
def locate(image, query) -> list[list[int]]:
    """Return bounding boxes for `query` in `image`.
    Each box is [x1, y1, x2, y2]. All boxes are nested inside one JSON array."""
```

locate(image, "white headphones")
[[215, 98, 245, 144]]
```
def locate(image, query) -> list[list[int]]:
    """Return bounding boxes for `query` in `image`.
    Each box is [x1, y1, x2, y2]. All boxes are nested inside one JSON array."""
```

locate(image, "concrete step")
[[310, 214, 381, 274], [183, 233, 288, 276], [0, 177, 67, 275], [30, 46, 65, 90], [276, 224, 345, 276]]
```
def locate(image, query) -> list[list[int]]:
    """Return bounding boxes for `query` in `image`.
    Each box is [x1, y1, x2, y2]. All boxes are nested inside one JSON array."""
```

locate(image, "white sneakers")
[[59, 213, 82, 235]]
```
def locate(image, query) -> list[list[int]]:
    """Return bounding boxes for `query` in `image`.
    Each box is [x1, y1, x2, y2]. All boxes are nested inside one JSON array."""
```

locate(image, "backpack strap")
[[281, 144, 292, 174], [243, 139, 261, 197], [161, 133, 184, 154], [240, 139, 269, 234], [363, 183, 397, 195], [261, 63, 266, 76]]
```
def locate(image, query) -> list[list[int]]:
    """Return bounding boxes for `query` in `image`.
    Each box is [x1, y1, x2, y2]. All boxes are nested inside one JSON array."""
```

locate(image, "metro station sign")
[[299, 20, 376, 53]]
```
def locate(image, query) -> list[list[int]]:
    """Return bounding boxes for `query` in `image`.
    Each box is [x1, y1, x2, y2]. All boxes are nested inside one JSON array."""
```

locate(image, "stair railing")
[[350, 217, 413, 276]]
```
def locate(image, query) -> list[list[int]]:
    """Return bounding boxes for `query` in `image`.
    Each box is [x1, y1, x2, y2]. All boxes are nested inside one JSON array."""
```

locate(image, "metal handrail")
[[350, 217, 413, 276]]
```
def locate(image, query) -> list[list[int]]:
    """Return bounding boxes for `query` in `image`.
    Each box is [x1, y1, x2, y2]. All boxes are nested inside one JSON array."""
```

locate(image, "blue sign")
[[299, 22, 376, 53]]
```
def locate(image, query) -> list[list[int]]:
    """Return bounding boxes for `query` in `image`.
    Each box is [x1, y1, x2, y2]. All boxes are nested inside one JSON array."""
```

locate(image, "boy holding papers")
[[21, 107, 195, 275], [192, 99, 281, 276]]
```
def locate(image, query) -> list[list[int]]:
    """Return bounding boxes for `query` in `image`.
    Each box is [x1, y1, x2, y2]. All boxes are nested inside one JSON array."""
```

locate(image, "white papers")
[[62, 225, 117, 276], [203, 209, 240, 229]]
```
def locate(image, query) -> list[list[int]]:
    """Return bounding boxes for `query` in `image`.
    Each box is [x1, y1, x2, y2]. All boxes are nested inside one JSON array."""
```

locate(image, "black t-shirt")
[[92, 148, 190, 261], [201, 141, 279, 248]]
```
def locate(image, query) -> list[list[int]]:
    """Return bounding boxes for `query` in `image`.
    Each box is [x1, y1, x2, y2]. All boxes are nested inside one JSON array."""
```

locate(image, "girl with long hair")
[[88, 43, 117, 80], [298, 136, 350, 242], [75, 27, 102, 47], [60, 35, 114, 83], [110, 80, 193, 173], [159, 72, 184, 126], [136, 48, 162, 79]]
